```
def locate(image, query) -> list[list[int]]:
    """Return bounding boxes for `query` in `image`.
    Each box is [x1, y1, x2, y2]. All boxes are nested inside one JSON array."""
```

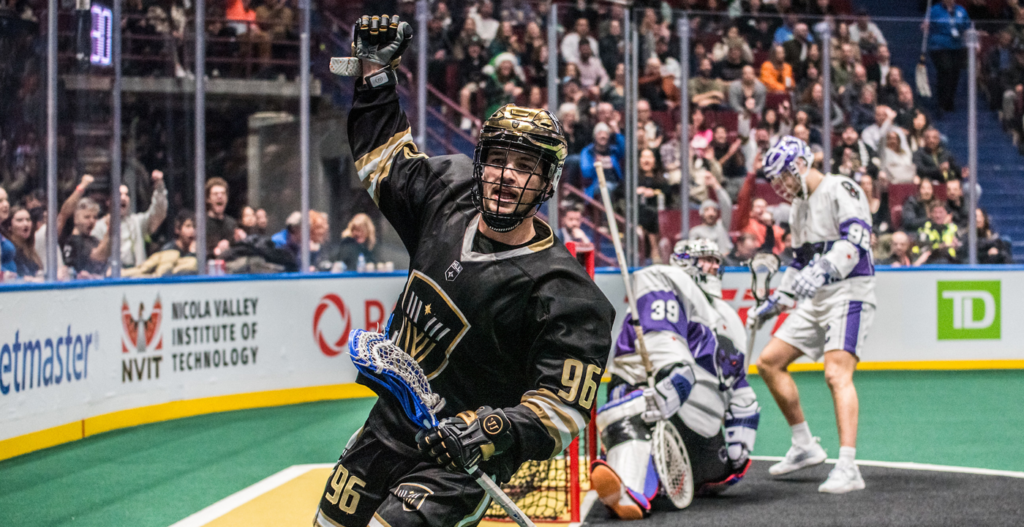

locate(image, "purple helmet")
[[762, 135, 813, 201]]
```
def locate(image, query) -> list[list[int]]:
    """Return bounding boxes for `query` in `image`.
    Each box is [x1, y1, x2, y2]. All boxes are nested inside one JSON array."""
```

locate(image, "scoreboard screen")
[[90, 4, 113, 66]]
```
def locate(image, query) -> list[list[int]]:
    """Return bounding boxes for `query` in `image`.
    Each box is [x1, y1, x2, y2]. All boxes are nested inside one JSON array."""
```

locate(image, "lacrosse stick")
[[348, 329, 537, 527], [746, 253, 781, 358], [595, 162, 694, 509]]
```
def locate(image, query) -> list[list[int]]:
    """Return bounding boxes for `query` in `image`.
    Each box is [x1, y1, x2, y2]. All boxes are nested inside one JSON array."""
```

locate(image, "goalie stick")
[[348, 329, 538, 527], [594, 163, 694, 509], [746, 252, 781, 358]]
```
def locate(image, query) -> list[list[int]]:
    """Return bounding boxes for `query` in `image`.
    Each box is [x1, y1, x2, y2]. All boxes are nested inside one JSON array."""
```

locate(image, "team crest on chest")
[[445, 261, 463, 281], [394, 270, 470, 379]]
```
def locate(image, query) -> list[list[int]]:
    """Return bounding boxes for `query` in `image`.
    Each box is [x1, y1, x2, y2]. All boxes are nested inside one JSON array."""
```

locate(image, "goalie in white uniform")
[[590, 240, 760, 519], [749, 135, 875, 494]]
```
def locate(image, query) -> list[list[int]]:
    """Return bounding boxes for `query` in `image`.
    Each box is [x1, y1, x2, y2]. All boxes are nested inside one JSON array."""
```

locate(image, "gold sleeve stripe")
[[355, 128, 411, 174], [356, 130, 415, 201], [521, 389, 586, 459]]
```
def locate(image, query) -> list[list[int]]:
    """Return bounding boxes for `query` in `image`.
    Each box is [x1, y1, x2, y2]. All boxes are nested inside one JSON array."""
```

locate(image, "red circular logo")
[[313, 294, 351, 357]]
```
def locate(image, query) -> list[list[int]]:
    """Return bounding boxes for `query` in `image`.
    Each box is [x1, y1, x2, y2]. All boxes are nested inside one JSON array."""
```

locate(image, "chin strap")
[[480, 213, 523, 233]]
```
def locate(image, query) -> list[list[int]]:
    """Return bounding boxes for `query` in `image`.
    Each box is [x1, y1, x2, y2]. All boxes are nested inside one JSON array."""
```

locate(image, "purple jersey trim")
[[689, 323, 719, 376], [843, 301, 863, 354], [643, 456, 660, 499], [725, 413, 760, 430], [614, 317, 638, 357], [597, 388, 643, 414]]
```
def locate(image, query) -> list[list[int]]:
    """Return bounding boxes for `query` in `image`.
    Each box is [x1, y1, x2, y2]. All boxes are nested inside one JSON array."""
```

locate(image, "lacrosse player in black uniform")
[[314, 15, 615, 527]]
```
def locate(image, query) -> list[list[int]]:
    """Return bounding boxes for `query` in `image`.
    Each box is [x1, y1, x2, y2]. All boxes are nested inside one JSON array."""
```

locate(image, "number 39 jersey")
[[610, 266, 756, 438], [348, 82, 615, 471], [787, 174, 876, 305]]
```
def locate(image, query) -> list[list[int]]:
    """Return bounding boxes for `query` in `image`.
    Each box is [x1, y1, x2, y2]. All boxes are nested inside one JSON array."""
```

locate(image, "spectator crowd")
[[0, 170, 387, 281], [2, 0, 1020, 285], [478, 0, 1016, 266]]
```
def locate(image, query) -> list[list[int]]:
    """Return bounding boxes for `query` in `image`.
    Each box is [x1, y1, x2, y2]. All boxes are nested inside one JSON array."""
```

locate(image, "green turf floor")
[[2, 370, 1023, 527]]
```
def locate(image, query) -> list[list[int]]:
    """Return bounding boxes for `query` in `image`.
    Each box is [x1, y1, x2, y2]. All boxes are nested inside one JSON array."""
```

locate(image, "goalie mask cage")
[[484, 242, 599, 523]]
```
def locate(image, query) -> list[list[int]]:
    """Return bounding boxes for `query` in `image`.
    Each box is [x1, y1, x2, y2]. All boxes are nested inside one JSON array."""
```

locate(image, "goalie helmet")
[[763, 135, 814, 202], [671, 239, 724, 298], [472, 104, 568, 232]]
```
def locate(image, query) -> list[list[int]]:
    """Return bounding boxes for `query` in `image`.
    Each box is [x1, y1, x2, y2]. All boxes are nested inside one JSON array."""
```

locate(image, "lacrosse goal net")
[[484, 242, 600, 523]]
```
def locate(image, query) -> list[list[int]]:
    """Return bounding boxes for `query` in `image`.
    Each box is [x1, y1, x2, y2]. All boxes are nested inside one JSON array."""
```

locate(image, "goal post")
[[484, 242, 600, 523]]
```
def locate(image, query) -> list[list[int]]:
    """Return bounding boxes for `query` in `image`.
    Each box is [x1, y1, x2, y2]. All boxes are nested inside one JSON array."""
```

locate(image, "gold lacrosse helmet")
[[472, 104, 568, 232]]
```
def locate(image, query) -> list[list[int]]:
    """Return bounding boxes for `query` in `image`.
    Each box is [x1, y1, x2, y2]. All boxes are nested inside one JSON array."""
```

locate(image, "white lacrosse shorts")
[[773, 296, 875, 361]]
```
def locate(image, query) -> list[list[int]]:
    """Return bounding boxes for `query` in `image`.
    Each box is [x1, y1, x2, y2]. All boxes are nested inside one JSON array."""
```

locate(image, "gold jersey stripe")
[[355, 128, 412, 174], [357, 130, 419, 202], [521, 388, 585, 458]]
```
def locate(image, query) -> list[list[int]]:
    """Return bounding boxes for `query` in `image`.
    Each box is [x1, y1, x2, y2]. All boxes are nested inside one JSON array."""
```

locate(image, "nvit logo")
[[937, 281, 1001, 340]]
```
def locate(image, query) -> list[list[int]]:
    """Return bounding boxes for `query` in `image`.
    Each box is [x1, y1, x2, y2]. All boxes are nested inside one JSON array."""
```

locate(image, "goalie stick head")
[[747, 252, 781, 304], [348, 329, 445, 428]]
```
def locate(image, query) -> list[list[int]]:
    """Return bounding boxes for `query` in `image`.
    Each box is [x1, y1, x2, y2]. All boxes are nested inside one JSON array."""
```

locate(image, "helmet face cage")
[[671, 239, 724, 282], [471, 138, 557, 232], [763, 136, 813, 202], [471, 104, 567, 233]]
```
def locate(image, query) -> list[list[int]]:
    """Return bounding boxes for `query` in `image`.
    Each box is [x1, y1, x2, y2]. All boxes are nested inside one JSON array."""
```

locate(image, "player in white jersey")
[[749, 136, 875, 494], [590, 240, 760, 519]]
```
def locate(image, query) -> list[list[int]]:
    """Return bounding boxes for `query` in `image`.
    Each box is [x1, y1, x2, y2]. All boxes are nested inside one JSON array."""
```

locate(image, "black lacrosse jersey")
[[349, 81, 615, 470]]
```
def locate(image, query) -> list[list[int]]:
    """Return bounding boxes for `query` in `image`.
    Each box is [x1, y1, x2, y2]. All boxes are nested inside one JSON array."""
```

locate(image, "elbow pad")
[[822, 239, 862, 280], [777, 266, 800, 297]]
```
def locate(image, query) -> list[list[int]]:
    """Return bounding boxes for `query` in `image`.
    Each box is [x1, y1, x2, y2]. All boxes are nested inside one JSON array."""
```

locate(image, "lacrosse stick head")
[[653, 420, 695, 509], [748, 252, 781, 304], [349, 329, 445, 428]]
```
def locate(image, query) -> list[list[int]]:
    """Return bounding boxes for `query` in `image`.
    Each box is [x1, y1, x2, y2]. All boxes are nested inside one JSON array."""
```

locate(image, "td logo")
[[937, 281, 1001, 340]]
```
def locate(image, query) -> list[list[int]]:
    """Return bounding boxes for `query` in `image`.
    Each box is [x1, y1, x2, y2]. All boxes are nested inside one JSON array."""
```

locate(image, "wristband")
[[359, 67, 398, 90]]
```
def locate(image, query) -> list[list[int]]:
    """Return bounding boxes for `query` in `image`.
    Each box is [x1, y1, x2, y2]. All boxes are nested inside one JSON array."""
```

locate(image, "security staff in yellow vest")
[[912, 201, 962, 264]]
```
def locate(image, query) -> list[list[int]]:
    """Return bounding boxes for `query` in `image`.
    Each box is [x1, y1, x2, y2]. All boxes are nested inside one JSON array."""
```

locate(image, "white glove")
[[747, 291, 795, 330], [792, 259, 837, 299], [641, 365, 696, 424], [724, 403, 759, 470]]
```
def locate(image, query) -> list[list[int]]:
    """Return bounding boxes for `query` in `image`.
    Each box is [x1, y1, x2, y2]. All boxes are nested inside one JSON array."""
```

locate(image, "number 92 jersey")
[[788, 175, 876, 305]]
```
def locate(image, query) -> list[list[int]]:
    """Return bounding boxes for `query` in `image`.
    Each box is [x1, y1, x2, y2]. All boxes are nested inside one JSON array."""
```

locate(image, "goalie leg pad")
[[597, 391, 659, 501]]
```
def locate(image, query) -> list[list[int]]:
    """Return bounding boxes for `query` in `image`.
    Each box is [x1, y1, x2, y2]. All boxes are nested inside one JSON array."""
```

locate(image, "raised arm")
[[141, 170, 168, 234], [347, 15, 450, 254], [57, 174, 93, 243]]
